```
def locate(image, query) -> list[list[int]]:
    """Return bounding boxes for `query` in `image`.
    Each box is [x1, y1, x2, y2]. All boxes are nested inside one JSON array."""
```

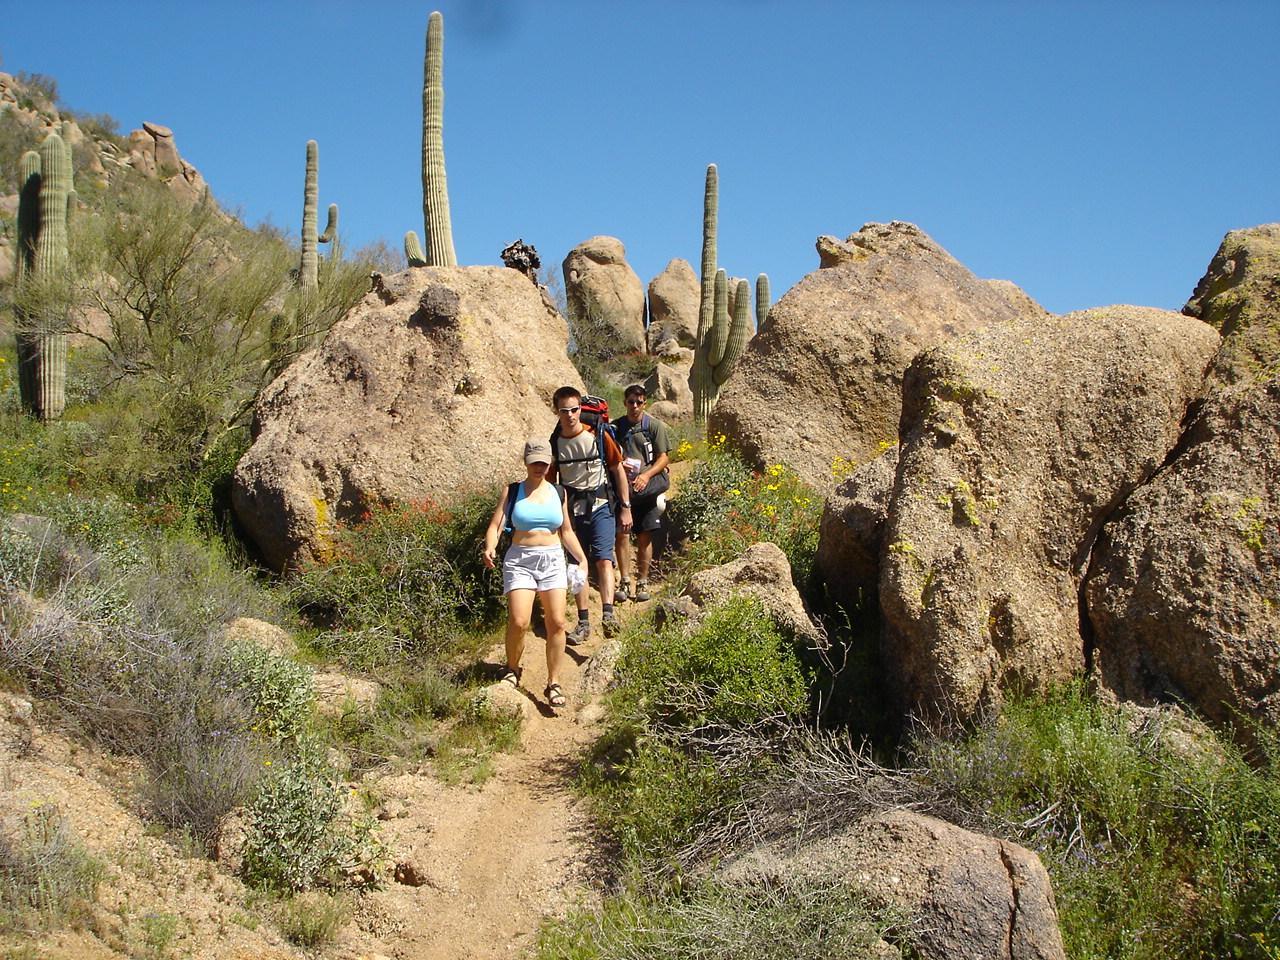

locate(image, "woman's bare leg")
[[505, 589, 534, 671], [538, 586, 567, 687]]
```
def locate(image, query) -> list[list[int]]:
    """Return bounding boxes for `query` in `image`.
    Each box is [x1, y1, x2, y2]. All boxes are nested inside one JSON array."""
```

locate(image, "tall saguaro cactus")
[[298, 140, 338, 289], [420, 10, 456, 266], [692, 164, 719, 424], [14, 134, 72, 421]]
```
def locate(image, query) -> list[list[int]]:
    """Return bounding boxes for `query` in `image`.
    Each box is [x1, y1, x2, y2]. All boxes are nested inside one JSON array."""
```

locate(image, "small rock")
[[394, 859, 428, 887]]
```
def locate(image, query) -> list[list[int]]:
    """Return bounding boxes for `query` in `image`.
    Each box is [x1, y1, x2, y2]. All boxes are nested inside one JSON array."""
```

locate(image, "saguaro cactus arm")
[[421, 10, 457, 266], [713, 278, 752, 387], [755, 273, 770, 333], [318, 203, 338, 245], [405, 231, 428, 268]]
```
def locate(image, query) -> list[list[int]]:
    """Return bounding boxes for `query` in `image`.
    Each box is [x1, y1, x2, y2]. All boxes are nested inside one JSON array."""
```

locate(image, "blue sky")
[[6, 1, 1278, 315]]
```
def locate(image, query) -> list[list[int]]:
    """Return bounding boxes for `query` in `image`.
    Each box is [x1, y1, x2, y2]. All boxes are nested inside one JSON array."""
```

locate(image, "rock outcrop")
[[233, 266, 578, 570], [722, 809, 1066, 960], [879, 306, 1219, 726], [647, 258, 700, 350], [680, 542, 823, 645], [708, 222, 1045, 490], [1086, 373, 1280, 739], [643, 359, 694, 422], [562, 236, 646, 356], [1184, 224, 1280, 387], [815, 445, 899, 604]]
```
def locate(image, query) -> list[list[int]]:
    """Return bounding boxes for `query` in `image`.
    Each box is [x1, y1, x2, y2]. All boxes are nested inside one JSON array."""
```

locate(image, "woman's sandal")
[[499, 666, 522, 688], [544, 682, 566, 708]]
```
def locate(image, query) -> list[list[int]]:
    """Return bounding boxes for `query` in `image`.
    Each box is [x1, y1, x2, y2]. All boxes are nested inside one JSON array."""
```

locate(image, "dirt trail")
[[343, 598, 629, 960]]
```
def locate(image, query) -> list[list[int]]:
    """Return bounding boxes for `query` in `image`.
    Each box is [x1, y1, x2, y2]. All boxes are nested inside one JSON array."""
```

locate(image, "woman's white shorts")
[[502, 543, 567, 594]]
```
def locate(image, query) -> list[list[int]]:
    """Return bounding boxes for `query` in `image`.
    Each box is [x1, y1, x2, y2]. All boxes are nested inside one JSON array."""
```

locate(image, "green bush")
[[0, 805, 104, 933], [224, 641, 314, 742], [240, 743, 381, 892], [589, 598, 809, 866], [614, 596, 808, 733], [289, 491, 502, 670], [667, 441, 821, 589], [274, 890, 351, 947], [914, 686, 1280, 960]]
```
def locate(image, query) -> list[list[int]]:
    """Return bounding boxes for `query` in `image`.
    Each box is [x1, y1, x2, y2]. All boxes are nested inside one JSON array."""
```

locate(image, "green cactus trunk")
[[755, 273, 770, 333], [14, 135, 72, 421], [692, 163, 718, 424], [299, 140, 320, 288], [421, 10, 456, 266]]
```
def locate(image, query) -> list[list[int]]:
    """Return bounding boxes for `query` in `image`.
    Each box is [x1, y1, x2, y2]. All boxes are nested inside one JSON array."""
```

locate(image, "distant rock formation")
[[232, 266, 579, 570], [709, 222, 1044, 490], [647, 258, 699, 350], [562, 236, 646, 357]]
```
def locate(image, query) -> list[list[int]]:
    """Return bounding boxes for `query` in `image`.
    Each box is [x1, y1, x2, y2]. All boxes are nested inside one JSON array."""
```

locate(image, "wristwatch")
[[620, 501, 631, 509]]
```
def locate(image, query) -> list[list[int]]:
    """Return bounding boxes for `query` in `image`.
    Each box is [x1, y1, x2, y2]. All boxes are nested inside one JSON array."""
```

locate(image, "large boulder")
[[1184, 224, 1280, 387], [880, 306, 1219, 725], [722, 809, 1066, 960], [233, 266, 578, 570], [647, 258, 700, 350], [644, 359, 694, 423], [708, 222, 1045, 491], [1085, 373, 1280, 738], [562, 236, 646, 356]]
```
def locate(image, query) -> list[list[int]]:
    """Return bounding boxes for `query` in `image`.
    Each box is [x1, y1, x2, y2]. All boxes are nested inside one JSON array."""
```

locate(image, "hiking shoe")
[[615, 578, 631, 603], [566, 619, 591, 646], [602, 612, 620, 638], [633, 579, 650, 602]]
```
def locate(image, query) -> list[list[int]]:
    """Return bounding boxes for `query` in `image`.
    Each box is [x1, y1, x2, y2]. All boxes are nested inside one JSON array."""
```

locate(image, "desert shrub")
[[589, 598, 809, 865], [913, 685, 1280, 960], [321, 665, 456, 771], [666, 439, 821, 589], [613, 596, 808, 734], [240, 743, 382, 892], [289, 491, 501, 670], [537, 875, 907, 960], [274, 890, 351, 947], [0, 804, 104, 933], [224, 641, 314, 742], [0, 519, 282, 845]]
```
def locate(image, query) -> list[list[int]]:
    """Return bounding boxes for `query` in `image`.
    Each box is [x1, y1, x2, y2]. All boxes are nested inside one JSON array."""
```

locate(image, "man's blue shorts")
[[572, 502, 616, 564]]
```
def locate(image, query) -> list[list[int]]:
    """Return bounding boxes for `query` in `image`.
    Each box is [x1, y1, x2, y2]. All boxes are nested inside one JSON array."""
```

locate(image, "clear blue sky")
[[7, 1, 1278, 315]]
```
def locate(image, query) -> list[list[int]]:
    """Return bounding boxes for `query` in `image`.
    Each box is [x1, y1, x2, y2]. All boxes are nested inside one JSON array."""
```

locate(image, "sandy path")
[[342, 602, 625, 960]]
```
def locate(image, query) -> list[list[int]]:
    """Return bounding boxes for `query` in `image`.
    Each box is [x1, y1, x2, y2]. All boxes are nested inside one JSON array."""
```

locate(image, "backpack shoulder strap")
[[502, 480, 521, 531]]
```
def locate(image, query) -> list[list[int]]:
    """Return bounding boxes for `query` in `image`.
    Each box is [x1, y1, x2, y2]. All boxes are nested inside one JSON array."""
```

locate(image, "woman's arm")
[[559, 494, 589, 567], [481, 487, 509, 569]]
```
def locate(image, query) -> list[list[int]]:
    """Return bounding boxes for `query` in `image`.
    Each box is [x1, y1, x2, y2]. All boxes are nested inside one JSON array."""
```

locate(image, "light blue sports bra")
[[510, 482, 564, 532]]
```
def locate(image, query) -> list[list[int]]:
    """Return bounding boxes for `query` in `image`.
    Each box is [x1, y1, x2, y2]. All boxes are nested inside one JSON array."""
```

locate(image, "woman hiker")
[[482, 438, 589, 709]]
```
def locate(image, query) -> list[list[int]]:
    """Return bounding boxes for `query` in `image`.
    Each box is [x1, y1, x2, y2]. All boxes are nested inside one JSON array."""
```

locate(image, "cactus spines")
[[692, 163, 719, 424], [14, 134, 72, 421], [755, 273, 770, 333], [298, 141, 338, 289], [404, 231, 428, 267], [420, 10, 456, 266]]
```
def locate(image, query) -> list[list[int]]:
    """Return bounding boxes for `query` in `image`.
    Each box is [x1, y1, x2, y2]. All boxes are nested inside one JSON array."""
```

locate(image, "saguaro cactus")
[[692, 164, 719, 424], [420, 10, 456, 266], [299, 140, 339, 289], [14, 134, 72, 421], [404, 230, 428, 267], [755, 273, 771, 333]]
